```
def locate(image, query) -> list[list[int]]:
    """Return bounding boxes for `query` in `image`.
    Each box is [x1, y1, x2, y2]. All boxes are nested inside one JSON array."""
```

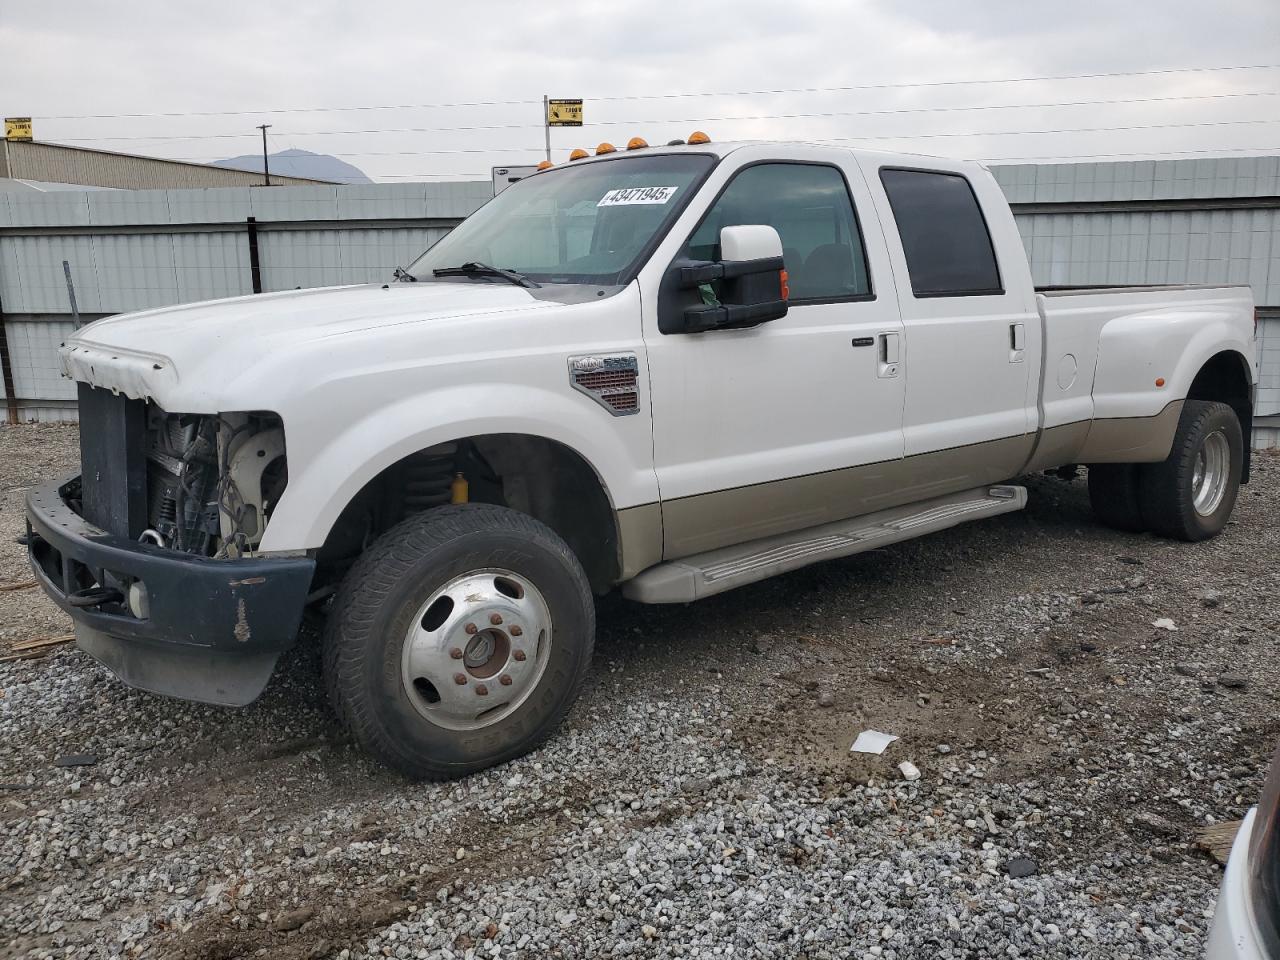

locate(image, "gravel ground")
[[1, 422, 1278, 960]]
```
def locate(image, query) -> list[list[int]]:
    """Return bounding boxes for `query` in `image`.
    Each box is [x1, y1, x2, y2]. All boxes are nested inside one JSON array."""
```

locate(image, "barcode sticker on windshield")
[[597, 186, 679, 206]]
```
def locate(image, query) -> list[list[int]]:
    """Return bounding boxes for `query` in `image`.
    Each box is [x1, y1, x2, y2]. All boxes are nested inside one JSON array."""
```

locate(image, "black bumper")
[[25, 475, 316, 706]]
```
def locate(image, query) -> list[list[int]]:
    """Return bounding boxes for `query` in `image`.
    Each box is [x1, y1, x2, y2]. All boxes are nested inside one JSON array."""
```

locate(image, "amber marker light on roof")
[[536, 160, 553, 170], [627, 137, 649, 150], [569, 148, 589, 161], [687, 130, 711, 144], [596, 142, 617, 155]]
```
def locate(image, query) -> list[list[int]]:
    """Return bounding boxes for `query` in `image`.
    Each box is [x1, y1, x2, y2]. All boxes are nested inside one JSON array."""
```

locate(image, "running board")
[[623, 484, 1027, 604]]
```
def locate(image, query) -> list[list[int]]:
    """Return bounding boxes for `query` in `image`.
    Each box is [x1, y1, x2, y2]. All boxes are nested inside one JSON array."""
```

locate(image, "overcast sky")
[[3, 0, 1279, 183]]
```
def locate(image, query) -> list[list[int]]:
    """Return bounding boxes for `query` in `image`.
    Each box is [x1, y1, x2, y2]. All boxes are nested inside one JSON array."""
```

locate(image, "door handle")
[[878, 332, 900, 378], [1009, 322, 1026, 363]]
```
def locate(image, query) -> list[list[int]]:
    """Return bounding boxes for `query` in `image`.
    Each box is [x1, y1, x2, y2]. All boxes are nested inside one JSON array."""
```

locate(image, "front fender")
[[258, 382, 657, 552], [1092, 309, 1254, 420]]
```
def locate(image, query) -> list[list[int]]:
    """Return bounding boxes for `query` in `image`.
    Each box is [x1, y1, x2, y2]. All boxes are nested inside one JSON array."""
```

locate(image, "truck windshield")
[[408, 153, 715, 285]]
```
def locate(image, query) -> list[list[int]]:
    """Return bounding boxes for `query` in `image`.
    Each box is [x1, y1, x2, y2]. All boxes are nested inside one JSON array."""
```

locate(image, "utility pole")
[[257, 124, 272, 186], [542, 95, 551, 163]]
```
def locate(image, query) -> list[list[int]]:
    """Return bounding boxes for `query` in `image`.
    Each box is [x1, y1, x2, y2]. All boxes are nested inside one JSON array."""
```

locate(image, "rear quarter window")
[[880, 168, 1003, 298]]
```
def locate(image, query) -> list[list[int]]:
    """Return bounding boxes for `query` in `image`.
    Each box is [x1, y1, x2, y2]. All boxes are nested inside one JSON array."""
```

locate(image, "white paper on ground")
[[849, 730, 899, 755]]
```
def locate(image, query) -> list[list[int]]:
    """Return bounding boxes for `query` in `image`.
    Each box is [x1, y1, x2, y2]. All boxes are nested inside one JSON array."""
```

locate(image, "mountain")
[[212, 148, 372, 185]]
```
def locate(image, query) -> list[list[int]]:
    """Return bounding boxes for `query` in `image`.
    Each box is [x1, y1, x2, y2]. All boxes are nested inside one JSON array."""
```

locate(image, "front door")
[[641, 153, 907, 559]]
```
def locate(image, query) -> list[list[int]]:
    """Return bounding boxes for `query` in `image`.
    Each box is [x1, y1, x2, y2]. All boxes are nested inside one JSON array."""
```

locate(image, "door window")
[[683, 163, 871, 301], [879, 168, 1003, 297]]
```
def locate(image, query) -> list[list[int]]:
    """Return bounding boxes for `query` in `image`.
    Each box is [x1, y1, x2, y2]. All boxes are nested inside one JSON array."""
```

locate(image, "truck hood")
[[60, 281, 556, 406]]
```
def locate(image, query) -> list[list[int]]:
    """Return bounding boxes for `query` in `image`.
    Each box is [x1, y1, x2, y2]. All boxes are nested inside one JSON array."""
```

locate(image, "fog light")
[[127, 581, 150, 620]]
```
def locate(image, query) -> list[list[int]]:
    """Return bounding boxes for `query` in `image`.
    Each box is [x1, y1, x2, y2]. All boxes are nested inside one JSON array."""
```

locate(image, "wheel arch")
[[311, 432, 639, 595], [1186, 349, 1254, 482]]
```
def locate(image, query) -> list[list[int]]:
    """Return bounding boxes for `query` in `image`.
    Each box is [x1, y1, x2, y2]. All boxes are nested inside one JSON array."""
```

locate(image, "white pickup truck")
[[27, 136, 1258, 779]]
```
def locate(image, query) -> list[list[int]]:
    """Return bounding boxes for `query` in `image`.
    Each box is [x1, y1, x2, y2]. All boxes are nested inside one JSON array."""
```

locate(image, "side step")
[[623, 484, 1026, 604]]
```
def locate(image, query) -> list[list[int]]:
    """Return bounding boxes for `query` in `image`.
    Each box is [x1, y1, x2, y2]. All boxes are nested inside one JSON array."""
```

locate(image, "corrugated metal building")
[[0, 140, 331, 189]]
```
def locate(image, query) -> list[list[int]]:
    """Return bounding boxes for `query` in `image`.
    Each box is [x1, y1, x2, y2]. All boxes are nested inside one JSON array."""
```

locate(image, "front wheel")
[[323, 504, 595, 779], [1139, 399, 1243, 542]]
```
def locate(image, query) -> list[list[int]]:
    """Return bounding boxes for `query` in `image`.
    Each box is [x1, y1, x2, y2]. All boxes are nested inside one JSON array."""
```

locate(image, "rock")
[[1152, 618, 1178, 631], [817, 688, 835, 708], [1133, 812, 1181, 838], [1218, 674, 1248, 689], [682, 777, 712, 795], [1005, 857, 1038, 878], [1174, 663, 1199, 677], [642, 924, 658, 939], [936, 744, 952, 754], [1126, 575, 1147, 590], [751, 635, 774, 656], [1197, 589, 1222, 608], [898, 761, 921, 782], [273, 907, 315, 932]]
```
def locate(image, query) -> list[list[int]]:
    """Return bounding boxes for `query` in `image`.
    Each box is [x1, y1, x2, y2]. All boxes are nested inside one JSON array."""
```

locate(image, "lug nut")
[[489, 613, 503, 625], [453, 673, 467, 685], [464, 623, 478, 635], [475, 684, 489, 696], [449, 647, 464, 659], [499, 675, 513, 686], [513, 649, 527, 662], [510, 625, 523, 637]]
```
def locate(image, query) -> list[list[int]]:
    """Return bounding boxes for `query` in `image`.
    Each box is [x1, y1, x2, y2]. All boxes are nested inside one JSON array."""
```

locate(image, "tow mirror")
[[658, 224, 789, 335]]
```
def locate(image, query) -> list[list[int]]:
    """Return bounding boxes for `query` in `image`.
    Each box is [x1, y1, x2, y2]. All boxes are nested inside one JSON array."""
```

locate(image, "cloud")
[[2, 0, 1278, 181]]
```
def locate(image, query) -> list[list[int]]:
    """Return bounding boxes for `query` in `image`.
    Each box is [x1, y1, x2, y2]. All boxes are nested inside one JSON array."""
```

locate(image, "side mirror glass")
[[658, 224, 790, 335]]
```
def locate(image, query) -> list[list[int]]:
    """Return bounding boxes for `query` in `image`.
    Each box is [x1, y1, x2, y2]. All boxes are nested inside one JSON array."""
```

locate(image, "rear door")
[[861, 159, 1039, 490], [639, 149, 907, 558]]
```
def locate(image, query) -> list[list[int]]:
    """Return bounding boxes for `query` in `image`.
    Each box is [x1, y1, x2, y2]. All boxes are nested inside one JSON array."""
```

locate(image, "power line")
[[33, 62, 1280, 121], [328, 145, 1280, 180], [170, 116, 1280, 163], [43, 89, 1280, 144]]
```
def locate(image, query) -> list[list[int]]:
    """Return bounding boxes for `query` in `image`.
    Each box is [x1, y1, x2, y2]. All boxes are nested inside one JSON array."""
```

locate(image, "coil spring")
[[402, 446, 457, 512]]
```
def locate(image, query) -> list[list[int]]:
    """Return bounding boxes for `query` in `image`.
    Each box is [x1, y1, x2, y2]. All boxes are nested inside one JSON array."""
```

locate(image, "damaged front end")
[[24, 386, 314, 707], [140, 408, 288, 559]]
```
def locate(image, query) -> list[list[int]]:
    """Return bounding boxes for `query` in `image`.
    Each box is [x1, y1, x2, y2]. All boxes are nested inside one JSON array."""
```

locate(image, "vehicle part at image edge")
[[323, 504, 594, 780]]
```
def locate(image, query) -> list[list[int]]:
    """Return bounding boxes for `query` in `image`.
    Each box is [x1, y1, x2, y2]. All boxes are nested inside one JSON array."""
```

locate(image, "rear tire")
[[1087, 464, 1147, 532], [1138, 399, 1243, 542], [323, 504, 595, 780]]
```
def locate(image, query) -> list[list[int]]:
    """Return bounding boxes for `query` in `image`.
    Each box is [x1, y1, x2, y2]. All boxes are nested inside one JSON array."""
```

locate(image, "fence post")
[[0, 267, 20, 424], [247, 216, 263, 294]]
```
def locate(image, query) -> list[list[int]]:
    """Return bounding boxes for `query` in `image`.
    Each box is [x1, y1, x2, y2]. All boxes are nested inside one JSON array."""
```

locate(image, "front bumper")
[[1207, 809, 1269, 960], [25, 475, 315, 706]]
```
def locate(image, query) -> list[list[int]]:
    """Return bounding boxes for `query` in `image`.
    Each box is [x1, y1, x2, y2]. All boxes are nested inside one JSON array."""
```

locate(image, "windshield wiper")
[[432, 262, 540, 289], [392, 265, 417, 282]]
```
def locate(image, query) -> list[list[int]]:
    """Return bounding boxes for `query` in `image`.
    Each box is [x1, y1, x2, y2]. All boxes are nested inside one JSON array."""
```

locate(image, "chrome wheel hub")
[[400, 569, 552, 731], [1192, 430, 1230, 517]]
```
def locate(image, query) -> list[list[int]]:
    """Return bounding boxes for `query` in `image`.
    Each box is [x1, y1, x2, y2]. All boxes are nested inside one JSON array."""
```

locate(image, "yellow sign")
[[5, 117, 33, 141], [547, 99, 583, 127]]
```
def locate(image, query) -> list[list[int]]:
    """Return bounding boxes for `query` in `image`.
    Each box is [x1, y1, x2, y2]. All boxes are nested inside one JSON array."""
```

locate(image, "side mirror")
[[658, 224, 789, 335]]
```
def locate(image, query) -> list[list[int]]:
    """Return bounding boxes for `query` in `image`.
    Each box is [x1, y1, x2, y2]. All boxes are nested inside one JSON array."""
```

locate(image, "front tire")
[[1139, 399, 1243, 542], [323, 504, 595, 779]]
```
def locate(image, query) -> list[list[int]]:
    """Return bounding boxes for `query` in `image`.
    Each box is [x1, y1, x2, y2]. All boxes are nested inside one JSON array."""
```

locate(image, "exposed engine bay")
[[143, 409, 288, 557]]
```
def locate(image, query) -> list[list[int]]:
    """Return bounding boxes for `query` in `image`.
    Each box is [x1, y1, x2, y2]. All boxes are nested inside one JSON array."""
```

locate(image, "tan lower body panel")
[[618, 401, 1185, 579], [1075, 400, 1184, 464], [1023, 421, 1092, 473], [660, 433, 1034, 560], [615, 502, 663, 581]]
